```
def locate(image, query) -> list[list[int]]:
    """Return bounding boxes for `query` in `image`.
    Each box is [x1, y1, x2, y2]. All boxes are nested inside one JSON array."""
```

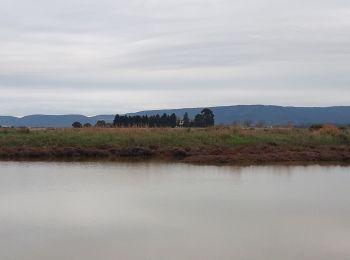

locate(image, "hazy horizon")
[[0, 104, 349, 118], [1, 0, 349, 115]]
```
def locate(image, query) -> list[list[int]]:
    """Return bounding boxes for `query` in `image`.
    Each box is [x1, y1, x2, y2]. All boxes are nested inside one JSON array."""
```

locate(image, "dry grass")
[[0, 126, 349, 148], [0, 126, 350, 163], [318, 124, 341, 136]]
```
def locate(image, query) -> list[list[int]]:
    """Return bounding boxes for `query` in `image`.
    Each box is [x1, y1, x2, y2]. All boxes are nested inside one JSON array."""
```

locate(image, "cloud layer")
[[0, 0, 349, 115]]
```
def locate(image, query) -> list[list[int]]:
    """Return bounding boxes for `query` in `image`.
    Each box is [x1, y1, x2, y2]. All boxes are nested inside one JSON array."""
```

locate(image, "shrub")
[[319, 124, 340, 136], [72, 122, 82, 128], [309, 124, 323, 131], [17, 127, 30, 134]]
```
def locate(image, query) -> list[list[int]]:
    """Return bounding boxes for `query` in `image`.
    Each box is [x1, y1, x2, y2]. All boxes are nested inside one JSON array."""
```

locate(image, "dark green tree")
[[155, 114, 160, 127], [72, 121, 82, 128], [194, 114, 204, 127], [201, 108, 215, 127], [113, 114, 121, 127], [113, 112, 179, 128], [95, 120, 106, 127], [169, 113, 177, 128], [183, 112, 190, 127], [160, 113, 168, 127]]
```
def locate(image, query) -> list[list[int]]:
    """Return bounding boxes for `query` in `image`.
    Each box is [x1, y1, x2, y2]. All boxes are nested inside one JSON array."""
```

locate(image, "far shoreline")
[[0, 126, 349, 166]]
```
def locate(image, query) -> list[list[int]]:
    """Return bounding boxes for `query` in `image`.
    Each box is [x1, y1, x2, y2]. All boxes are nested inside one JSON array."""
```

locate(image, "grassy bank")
[[0, 126, 349, 164]]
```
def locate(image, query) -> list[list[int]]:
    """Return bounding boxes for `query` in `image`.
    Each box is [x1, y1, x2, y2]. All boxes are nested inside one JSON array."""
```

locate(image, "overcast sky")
[[0, 0, 349, 115]]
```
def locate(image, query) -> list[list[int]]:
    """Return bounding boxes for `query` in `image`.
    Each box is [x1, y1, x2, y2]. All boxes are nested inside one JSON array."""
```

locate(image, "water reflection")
[[0, 162, 349, 260]]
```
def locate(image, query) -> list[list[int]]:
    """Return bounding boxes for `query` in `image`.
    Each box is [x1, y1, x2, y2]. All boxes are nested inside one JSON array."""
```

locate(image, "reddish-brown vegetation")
[[0, 145, 349, 165], [0, 126, 349, 164]]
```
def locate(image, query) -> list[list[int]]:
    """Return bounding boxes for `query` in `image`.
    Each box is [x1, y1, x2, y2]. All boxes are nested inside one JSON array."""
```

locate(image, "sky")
[[0, 0, 349, 116]]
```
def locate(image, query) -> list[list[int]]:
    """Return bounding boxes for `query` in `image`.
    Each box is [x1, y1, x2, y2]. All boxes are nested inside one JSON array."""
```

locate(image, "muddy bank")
[[0, 145, 350, 165]]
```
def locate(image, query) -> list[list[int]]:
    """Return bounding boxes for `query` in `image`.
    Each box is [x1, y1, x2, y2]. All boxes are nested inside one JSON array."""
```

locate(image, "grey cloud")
[[0, 0, 349, 115]]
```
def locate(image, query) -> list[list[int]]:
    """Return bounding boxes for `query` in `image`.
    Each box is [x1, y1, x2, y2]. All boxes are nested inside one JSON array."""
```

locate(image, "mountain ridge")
[[1, 105, 350, 127]]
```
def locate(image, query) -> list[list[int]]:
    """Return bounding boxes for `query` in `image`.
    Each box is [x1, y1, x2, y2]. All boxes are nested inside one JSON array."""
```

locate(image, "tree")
[[113, 114, 121, 127], [155, 114, 161, 127], [193, 108, 215, 127], [112, 112, 183, 128], [95, 120, 106, 127], [201, 108, 215, 127], [83, 123, 92, 128], [72, 121, 82, 128], [160, 113, 168, 127], [169, 113, 177, 128], [183, 112, 190, 127], [194, 114, 204, 127]]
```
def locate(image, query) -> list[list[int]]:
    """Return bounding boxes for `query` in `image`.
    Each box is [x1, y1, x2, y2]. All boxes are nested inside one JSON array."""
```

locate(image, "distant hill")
[[1, 105, 350, 127], [0, 115, 115, 128], [130, 105, 350, 126]]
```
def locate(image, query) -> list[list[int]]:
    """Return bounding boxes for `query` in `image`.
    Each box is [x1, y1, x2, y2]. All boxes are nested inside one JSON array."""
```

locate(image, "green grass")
[[0, 126, 349, 148]]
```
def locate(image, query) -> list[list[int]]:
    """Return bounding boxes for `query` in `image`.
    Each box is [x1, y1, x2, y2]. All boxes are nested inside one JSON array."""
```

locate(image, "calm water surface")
[[0, 162, 349, 260]]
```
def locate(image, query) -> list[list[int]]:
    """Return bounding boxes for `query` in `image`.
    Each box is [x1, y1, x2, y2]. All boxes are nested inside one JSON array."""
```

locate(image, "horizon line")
[[2, 104, 350, 118]]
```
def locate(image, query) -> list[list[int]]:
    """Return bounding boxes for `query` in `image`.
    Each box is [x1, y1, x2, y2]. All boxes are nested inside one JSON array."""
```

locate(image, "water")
[[0, 162, 349, 260]]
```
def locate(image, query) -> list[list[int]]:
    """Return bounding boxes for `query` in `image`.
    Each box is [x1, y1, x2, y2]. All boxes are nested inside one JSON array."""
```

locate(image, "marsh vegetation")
[[0, 124, 349, 164]]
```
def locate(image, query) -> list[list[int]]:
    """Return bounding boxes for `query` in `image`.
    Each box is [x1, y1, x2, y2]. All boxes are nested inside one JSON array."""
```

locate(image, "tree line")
[[114, 113, 177, 128], [72, 108, 215, 128]]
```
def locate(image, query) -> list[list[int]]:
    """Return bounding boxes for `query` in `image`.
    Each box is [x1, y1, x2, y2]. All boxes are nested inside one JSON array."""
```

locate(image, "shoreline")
[[0, 145, 349, 166], [0, 127, 349, 165]]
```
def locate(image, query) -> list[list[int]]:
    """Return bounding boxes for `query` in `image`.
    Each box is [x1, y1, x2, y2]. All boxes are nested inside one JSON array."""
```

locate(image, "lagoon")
[[0, 162, 349, 260]]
